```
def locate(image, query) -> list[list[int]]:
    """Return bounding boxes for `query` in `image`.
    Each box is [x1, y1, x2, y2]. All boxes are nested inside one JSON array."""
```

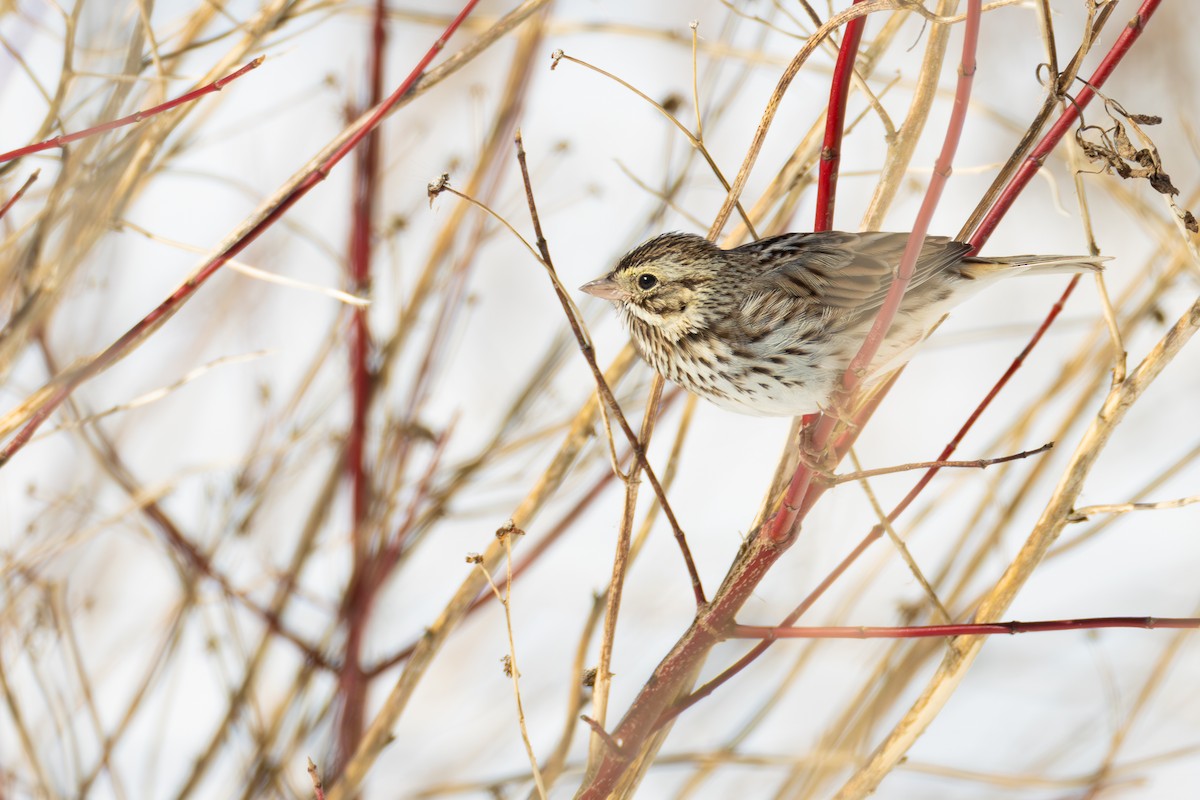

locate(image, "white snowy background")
[[1, 1, 1198, 798]]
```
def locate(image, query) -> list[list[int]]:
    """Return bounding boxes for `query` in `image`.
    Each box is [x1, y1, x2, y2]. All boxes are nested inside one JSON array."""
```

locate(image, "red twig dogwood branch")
[[0, 58, 263, 165], [0, 170, 38, 221], [335, 0, 389, 777], [814, 0, 868, 232]]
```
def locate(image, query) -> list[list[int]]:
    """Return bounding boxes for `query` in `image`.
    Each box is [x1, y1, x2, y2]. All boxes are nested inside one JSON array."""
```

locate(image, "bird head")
[[580, 232, 722, 342]]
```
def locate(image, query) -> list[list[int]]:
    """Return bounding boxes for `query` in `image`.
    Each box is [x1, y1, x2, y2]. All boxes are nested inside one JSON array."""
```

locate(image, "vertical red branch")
[[813, 0, 868, 233], [337, 0, 387, 775], [347, 1, 386, 544]]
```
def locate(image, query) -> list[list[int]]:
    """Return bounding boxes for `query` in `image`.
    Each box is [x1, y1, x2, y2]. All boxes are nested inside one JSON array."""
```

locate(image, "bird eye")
[[637, 273, 658, 290]]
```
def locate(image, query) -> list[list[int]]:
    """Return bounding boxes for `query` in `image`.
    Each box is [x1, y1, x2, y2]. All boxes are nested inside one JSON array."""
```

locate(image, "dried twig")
[[829, 442, 1053, 484], [731, 616, 1200, 639]]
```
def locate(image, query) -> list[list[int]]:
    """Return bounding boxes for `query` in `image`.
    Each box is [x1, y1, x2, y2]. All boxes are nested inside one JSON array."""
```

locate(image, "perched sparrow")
[[581, 231, 1106, 416]]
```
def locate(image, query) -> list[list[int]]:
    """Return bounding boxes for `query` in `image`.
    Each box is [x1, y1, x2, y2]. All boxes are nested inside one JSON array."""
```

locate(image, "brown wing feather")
[[733, 231, 974, 315]]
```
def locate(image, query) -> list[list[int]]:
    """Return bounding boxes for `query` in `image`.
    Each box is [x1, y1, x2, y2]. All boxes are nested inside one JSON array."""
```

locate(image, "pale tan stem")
[[859, 0, 959, 231]]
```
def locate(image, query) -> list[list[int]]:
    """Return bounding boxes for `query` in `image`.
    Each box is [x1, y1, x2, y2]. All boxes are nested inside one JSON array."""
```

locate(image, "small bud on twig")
[[427, 173, 450, 207]]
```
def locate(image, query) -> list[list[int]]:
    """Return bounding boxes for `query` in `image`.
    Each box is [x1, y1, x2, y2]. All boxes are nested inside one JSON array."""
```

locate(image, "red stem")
[[839, 0, 979, 390], [0, 1, 482, 469], [0, 170, 39, 221], [0, 58, 263, 165], [813, 0, 868, 232], [346, 0, 387, 543], [749, 2, 871, 554], [336, 0, 389, 775]]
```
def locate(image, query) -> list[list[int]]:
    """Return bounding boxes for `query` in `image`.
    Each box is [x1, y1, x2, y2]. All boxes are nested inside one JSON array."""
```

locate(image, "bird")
[[580, 231, 1107, 417]]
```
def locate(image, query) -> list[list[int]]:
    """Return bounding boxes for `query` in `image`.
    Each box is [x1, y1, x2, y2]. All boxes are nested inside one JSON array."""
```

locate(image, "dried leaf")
[[1148, 171, 1180, 197], [1075, 96, 1196, 222]]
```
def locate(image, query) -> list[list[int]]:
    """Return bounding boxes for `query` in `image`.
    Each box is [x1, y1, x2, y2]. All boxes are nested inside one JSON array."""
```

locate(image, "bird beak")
[[579, 277, 626, 301]]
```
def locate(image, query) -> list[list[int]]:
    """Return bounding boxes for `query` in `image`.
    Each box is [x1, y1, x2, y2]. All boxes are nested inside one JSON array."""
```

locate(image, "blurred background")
[[1, 1, 1198, 797]]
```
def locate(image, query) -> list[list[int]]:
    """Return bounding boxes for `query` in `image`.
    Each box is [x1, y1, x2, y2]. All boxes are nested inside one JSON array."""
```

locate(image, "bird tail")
[[960, 254, 1110, 279]]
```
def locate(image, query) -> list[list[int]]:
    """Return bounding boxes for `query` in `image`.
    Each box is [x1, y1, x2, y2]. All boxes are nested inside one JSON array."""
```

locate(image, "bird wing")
[[734, 231, 974, 318]]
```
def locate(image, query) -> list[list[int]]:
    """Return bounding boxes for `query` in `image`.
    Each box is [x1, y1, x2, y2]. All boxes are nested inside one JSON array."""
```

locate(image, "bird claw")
[[796, 429, 837, 479]]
